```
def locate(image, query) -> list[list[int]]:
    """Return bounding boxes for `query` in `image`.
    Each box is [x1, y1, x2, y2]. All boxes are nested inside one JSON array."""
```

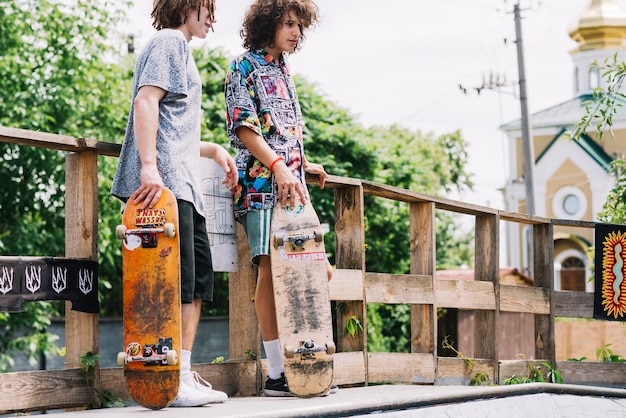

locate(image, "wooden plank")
[[498, 210, 554, 225], [334, 185, 367, 357], [435, 357, 496, 386], [533, 223, 555, 364], [474, 214, 499, 289], [368, 353, 435, 384], [557, 361, 626, 388], [363, 180, 498, 216], [551, 218, 596, 228], [473, 214, 499, 365], [306, 173, 361, 188], [336, 301, 365, 353], [0, 368, 94, 413], [334, 185, 365, 270], [64, 152, 99, 390], [0, 125, 121, 156], [409, 202, 436, 355], [65, 152, 99, 260], [328, 269, 364, 301], [498, 360, 549, 384], [435, 280, 495, 310], [333, 352, 366, 386], [229, 224, 261, 359], [554, 291, 594, 318], [500, 285, 550, 314], [365, 273, 433, 304]]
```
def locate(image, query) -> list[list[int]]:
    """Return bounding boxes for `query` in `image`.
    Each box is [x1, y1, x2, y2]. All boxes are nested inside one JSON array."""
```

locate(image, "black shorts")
[[178, 200, 214, 303]]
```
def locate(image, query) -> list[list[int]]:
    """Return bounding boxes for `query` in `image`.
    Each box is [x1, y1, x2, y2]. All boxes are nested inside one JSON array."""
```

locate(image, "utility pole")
[[514, 1, 536, 215]]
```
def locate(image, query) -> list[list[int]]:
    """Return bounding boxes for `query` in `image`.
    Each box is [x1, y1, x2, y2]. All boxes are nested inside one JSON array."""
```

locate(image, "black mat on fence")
[[0, 257, 99, 313]]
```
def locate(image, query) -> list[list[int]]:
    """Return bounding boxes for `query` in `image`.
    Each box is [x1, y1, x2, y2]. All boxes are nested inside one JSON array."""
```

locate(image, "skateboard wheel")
[[275, 233, 285, 247], [284, 345, 295, 359], [166, 350, 177, 365], [117, 351, 127, 366], [326, 342, 336, 355], [314, 230, 324, 242], [163, 223, 176, 238], [115, 225, 127, 240]]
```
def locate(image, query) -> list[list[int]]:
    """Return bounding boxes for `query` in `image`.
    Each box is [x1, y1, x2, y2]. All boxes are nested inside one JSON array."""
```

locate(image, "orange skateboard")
[[115, 188, 181, 409], [270, 195, 335, 397]]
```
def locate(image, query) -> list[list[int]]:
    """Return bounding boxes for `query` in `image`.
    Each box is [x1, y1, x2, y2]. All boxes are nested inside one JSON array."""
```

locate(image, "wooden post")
[[229, 223, 261, 360], [333, 185, 366, 379], [409, 202, 436, 356], [64, 152, 99, 370], [533, 222, 555, 364], [474, 214, 500, 381]]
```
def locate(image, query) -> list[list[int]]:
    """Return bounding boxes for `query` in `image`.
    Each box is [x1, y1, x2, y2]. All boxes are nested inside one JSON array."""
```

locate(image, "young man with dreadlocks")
[[225, 0, 334, 396], [112, 0, 236, 407]]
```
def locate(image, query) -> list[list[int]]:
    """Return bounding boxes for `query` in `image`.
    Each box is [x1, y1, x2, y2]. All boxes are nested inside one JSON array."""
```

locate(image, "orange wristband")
[[269, 157, 284, 172]]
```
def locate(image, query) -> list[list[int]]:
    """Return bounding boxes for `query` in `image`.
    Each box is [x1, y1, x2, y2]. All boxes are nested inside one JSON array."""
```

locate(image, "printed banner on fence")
[[0, 257, 99, 313], [594, 223, 626, 321]]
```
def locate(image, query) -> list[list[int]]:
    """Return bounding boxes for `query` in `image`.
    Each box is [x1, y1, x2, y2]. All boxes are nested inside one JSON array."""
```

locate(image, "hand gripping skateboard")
[[270, 195, 335, 397], [115, 188, 181, 409]]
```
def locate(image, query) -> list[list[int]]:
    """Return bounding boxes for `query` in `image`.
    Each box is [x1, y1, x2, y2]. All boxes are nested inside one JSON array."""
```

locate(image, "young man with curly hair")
[[112, 0, 236, 407], [225, 0, 333, 397]]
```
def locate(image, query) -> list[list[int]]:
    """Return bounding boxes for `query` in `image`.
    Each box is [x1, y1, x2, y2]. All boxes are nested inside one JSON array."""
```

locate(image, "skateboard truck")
[[116, 223, 176, 249], [284, 340, 336, 359], [274, 223, 330, 250], [117, 337, 178, 366]]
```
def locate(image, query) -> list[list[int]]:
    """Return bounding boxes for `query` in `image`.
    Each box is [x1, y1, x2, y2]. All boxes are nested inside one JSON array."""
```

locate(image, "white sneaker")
[[170, 378, 214, 407], [183, 371, 228, 404]]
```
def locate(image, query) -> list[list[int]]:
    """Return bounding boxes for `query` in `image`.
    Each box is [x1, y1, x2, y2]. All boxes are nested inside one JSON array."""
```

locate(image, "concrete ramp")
[[52, 383, 626, 417], [377, 391, 626, 417]]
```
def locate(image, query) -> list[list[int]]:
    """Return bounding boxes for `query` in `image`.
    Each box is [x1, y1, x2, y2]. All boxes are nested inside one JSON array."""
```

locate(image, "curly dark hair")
[[151, 0, 216, 30], [241, 0, 319, 52]]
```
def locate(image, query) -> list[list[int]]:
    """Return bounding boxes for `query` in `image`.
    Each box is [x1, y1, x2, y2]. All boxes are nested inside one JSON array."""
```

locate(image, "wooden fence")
[[1, 126, 625, 414]]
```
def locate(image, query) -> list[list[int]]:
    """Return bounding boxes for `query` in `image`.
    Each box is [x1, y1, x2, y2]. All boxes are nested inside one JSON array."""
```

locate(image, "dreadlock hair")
[[241, 0, 319, 52], [151, 0, 215, 30]]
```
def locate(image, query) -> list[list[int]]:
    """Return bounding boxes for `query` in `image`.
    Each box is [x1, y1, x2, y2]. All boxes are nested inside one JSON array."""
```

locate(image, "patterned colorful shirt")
[[225, 49, 309, 219]]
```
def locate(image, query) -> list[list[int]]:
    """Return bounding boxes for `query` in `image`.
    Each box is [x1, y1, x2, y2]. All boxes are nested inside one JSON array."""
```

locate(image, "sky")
[[122, 0, 609, 210]]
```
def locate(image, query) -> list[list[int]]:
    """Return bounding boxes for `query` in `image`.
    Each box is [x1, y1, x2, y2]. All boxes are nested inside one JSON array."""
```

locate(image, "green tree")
[[0, 0, 132, 371]]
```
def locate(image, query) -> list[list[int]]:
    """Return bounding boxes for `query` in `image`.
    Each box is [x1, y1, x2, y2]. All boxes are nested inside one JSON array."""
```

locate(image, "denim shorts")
[[240, 209, 273, 266]]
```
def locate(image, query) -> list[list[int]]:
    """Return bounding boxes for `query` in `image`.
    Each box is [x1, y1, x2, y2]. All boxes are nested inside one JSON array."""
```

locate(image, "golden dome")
[[568, 0, 626, 51]]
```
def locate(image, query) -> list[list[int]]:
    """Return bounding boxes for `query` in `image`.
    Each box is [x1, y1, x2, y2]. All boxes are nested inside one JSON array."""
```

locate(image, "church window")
[[552, 186, 587, 220]]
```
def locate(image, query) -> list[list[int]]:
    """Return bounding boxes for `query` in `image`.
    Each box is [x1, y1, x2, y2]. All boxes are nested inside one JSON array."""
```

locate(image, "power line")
[[458, 71, 514, 96], [461, 1, 536, 216]]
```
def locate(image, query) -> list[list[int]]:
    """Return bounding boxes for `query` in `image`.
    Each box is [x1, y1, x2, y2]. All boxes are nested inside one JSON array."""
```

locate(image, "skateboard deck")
[[116, 188, 181, 409], [270, 196, 335, 397]]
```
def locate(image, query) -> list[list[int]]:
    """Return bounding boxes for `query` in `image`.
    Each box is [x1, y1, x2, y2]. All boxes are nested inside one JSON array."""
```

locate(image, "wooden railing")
[[1, 126, 624, 414]]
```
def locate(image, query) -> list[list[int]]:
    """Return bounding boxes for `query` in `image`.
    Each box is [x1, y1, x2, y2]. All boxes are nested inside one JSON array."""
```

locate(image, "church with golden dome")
[[501, 0, 626, 292]]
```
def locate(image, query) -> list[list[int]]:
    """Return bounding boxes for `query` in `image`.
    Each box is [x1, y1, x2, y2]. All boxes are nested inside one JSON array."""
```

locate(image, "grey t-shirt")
[[111, 29, 204, 214]]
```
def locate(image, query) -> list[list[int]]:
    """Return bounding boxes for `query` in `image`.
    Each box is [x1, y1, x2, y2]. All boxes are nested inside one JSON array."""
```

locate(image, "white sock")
[[263, 339, 284, 380], [180, 349, 192, 376]]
